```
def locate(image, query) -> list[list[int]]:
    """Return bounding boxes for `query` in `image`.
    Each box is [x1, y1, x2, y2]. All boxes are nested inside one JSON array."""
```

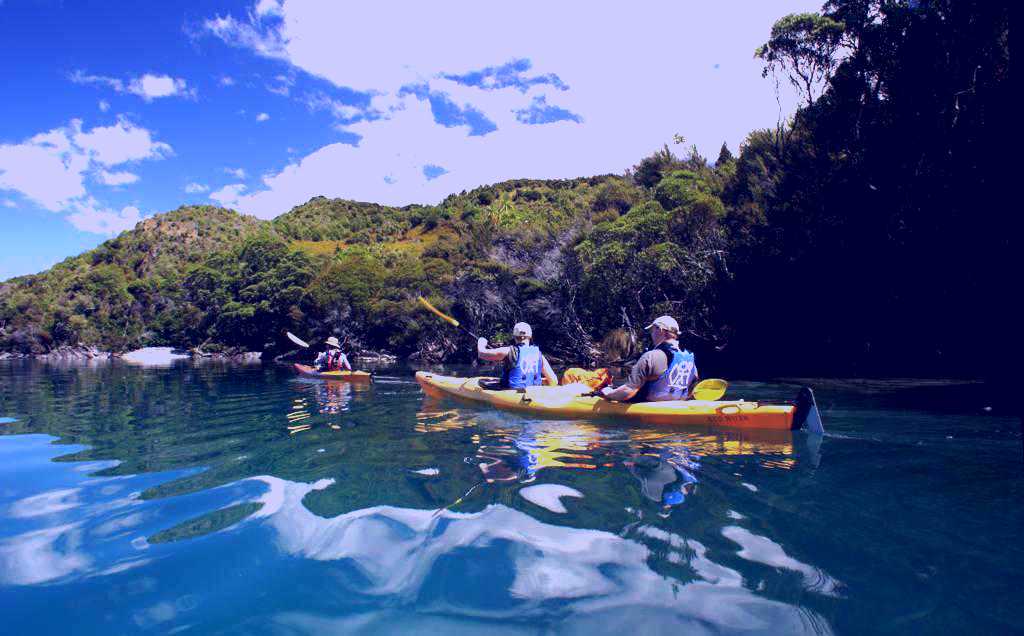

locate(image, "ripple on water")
[[1, 363, 1020, 635]]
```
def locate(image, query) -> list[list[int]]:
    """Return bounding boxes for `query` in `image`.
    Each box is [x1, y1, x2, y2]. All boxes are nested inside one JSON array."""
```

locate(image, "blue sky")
[[0, 0, 819, 281]]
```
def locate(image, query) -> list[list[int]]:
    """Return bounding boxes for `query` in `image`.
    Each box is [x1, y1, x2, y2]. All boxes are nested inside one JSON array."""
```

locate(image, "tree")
[[756, 12, 845, 106], [715, 142, 734, 167], [631, 145, 679, 189]]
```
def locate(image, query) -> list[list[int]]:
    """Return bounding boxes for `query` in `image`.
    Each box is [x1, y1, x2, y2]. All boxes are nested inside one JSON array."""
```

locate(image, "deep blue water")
[[0, 361, 1020, 634]]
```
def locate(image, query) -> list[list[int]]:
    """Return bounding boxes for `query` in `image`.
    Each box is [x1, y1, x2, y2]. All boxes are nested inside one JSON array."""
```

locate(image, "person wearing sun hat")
[[477, 321, 558, 388], [599, 315, 698, 402], [314, 336, 352, 372]]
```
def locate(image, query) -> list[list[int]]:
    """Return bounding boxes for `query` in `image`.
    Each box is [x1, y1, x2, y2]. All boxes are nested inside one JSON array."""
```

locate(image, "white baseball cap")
[[325, 336, 341, 348], [512, 322, 533, 338], [644, 315, 680, 334]]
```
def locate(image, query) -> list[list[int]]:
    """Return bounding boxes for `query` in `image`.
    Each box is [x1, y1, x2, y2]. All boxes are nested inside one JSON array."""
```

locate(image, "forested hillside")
[[0, 0, 1009, 379]]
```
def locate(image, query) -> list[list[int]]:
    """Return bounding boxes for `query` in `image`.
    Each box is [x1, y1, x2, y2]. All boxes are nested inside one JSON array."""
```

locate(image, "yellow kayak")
[[415, 371, 821, 431], [294, 364, 372, 382]]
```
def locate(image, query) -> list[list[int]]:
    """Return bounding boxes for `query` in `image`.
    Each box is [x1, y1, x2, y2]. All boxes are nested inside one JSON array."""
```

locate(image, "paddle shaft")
[[417, 296, 479, 340]]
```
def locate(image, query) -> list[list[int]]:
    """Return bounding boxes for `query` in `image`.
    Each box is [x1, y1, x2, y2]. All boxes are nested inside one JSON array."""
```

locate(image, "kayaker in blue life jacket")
[[477, 322, 558, 389], [600, 315, 698, 402], [314, 336, 352, 372]]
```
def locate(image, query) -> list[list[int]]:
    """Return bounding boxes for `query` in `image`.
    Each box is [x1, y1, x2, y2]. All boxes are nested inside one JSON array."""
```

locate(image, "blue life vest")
[[636, 343, 696, 402], [503, 344, 543, 388]]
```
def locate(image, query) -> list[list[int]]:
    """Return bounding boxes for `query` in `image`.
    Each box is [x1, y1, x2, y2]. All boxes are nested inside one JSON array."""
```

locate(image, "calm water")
[[0, 361, 1020, 635]]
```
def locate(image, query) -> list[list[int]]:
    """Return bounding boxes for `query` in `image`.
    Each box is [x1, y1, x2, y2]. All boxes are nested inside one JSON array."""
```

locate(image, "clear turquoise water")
[[0, 361, 1020, 635]]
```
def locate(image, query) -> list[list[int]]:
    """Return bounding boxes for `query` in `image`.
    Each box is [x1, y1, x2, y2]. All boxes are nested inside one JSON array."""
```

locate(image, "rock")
[[354, 350, 397, 363], [38, 344, 111, 361]]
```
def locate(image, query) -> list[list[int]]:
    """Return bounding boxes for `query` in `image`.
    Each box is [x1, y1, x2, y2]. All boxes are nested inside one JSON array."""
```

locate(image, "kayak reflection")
[[285, 377, 373, 434]]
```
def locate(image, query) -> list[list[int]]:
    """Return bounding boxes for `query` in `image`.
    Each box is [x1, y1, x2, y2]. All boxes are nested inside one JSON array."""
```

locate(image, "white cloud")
[[219, 75, 236, 86], [256, 112, 270, 122], [71, 71, 195, 101], [73, 117, 173, 166], [97, 170, 140, 186], [210, 183, 247, 207], [304, 93, 367, 121], [98, 100, 110, 112], [184, 182, 209, 193], [266, 74, 294, 96], [0, 127, 89, 210], [66, 201, 143, 235], [70, 71, 124, 92], [225, 167, 247, 179], [0, 119, 168, 233], [255, 0, 284, 17], [2, 199, 16, 208], [204, 14, 287, 60], [201, 0, 818, 218], [128, 74, 193, 100]]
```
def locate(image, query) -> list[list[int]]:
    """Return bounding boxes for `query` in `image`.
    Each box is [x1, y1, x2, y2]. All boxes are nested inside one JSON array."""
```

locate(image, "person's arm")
[[540, 356, 558, 386], [340, 353, 352, 371], [601, 383, 640, 401], [477, 338, 510, 362], [314, 351, 327, 369], [600, 353, 652, 401]]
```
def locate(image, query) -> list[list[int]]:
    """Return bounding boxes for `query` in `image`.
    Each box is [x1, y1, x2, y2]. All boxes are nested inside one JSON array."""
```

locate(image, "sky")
[[0, 0, 820, 281]]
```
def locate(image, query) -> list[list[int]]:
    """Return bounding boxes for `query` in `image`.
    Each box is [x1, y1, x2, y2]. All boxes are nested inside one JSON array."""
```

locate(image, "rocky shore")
[[0, 344, 399, 365]]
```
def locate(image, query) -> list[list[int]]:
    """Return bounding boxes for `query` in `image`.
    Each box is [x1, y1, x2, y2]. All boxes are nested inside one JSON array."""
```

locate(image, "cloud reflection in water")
[[248, 475, 834, 634]]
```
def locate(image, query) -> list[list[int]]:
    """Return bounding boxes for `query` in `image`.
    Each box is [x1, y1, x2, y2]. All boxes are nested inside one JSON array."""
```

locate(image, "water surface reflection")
[[6, 362, 1017, 633]]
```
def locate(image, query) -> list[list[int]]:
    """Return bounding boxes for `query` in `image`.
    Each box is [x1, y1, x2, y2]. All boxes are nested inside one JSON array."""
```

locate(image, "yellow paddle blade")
[[417, 296, 460, 328], [692, 378, 728, 401]]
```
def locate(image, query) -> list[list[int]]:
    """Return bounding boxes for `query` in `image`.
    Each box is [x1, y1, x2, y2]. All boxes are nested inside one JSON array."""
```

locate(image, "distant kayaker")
[[477, 322, 558, 388], [599, 315, 698, 402], [314, 336, 352, 372]]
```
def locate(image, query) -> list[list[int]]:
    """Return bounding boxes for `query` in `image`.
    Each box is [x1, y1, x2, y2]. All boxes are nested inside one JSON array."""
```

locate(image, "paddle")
[[286, 331, 310, 348], [417, 296, 480, 340], [579, 377, 729, 401], [691, 378, 728, 401]]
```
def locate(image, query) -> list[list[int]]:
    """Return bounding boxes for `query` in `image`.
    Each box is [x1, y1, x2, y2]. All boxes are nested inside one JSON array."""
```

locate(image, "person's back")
[[477, 322, 557, 389], [631, 342, 696, 402], [600, 315, 698, 403], [503, 342, 543, 389]]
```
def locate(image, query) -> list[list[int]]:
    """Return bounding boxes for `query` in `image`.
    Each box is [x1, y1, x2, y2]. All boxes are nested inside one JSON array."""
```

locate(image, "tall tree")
[[756, 12, 845, 106]]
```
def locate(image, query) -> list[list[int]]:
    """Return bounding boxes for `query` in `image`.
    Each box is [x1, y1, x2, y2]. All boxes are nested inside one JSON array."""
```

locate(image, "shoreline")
[[0, 344, 400, 365]]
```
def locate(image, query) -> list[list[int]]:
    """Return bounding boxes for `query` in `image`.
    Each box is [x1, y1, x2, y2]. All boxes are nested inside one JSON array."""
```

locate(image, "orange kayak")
[[293, 364, 372, 382], [415, 371, 822, 432]]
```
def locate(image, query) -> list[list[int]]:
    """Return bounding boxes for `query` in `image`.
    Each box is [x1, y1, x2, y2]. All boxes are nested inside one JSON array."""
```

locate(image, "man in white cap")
[[478, 322, 558, 388], [600, 315, 698, 402], [314, 336, 352, 372]]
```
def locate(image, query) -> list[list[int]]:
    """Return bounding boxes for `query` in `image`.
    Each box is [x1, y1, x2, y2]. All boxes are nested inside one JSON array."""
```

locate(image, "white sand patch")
[[121, 347, 189, 367]]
